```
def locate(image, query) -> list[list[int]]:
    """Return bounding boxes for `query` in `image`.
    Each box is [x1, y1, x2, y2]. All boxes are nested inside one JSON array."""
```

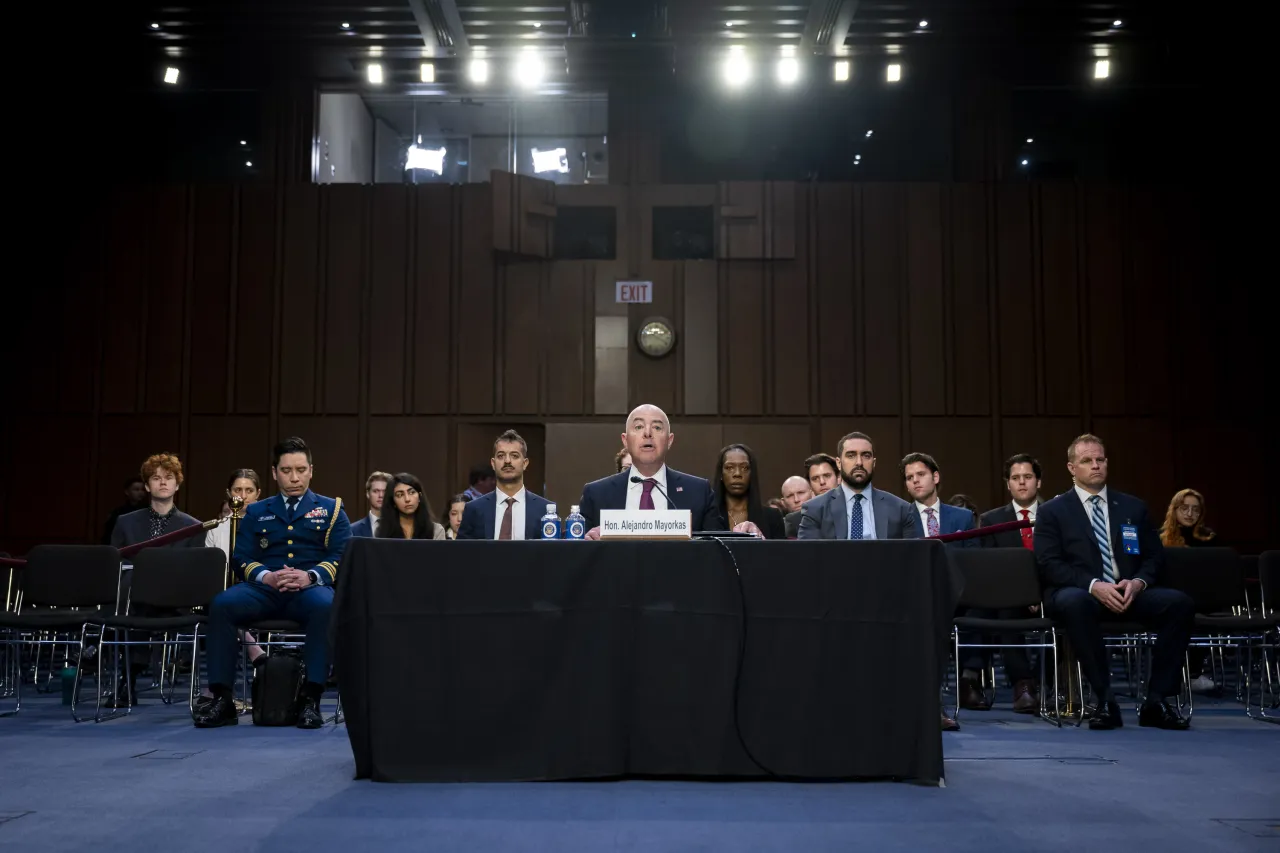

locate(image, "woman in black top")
[[710, 443, 786, 540], [1159, 488, 1217, 548]]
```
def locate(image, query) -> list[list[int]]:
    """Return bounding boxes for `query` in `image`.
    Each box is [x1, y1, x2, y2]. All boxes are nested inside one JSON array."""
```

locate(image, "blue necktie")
[[849, 494, 864, 540], [1090, 495, 1116, 583], [286, 498, 298, 519]]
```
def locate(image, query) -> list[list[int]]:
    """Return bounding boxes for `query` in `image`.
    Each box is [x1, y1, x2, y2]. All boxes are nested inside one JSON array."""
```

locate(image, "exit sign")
[[615, 281, 653, 303]]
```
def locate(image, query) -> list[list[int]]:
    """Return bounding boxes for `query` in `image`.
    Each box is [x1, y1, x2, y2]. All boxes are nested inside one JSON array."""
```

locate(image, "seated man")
[[1036, 434, 1194, 730], [458, 429, 551, 540], [580, 404, 718, 538], [193, 436, 350, 729], [797, 432, 918, 541]]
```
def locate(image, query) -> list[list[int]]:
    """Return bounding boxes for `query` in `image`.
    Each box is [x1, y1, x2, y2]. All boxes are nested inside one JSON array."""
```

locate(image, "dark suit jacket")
[[579, 469, 719, 532], [1034, 488, 1163, 592], [349, 515, 375, 539], [110, 507, 203, 549], [797, 486, 919, 540], [457, 489, 552, 540], [918, 502, 979, 548], [980, 503, 1035, 548], [710, 501, 787, 540], [784, 509, 802, 539]]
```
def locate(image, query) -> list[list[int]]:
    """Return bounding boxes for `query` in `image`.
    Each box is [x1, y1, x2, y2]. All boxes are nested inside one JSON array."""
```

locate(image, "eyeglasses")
[[1179, 505, 1202, 516]]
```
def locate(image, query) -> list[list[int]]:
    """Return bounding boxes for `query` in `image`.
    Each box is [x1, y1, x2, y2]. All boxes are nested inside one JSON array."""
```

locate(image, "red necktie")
[[1019, 508, 1034, 549]]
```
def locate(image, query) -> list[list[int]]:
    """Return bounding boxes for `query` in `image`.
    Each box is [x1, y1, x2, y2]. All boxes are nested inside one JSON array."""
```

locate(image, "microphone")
[[630, 475, 673, 508]]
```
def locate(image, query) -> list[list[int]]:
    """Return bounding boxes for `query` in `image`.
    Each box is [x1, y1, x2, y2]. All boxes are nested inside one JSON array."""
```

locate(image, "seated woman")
[[442, 492, 472, 540], [710, 443, 786, 539], [202, 469, 266, 689], [1160, 488, 1218, 693], [947, 494, 982, 529], [376, 473, 446, 540]]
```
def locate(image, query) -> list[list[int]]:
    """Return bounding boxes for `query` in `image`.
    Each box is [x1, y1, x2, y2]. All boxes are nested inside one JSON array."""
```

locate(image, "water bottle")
[[540, 503, 562, 540], [564, 505, 586, 540]]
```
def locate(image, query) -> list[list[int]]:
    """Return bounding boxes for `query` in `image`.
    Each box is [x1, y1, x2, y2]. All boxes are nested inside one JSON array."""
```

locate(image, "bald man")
[[780, 476, 813, 513], [579, 404, 719, 539]]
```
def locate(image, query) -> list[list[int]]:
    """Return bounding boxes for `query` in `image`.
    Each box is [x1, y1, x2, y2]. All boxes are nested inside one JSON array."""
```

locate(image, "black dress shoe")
[[1088, 700, 1123, 730], [192, 693, 238, 728], [296, 694, 324, 729], [1139, 699, 1190, 730]]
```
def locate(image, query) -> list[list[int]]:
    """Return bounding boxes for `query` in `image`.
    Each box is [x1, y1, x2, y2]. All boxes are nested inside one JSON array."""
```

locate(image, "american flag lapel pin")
[[676, 486, 684, 492]]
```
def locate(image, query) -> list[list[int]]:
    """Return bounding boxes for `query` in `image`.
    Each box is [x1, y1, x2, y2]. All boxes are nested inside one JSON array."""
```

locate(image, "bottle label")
[[568, 521, 584, 539], [542, 520, 560, 539]]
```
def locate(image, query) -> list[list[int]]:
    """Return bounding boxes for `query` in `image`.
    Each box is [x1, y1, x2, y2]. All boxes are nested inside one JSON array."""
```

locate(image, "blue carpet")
[[1, 691, 1276, 852]]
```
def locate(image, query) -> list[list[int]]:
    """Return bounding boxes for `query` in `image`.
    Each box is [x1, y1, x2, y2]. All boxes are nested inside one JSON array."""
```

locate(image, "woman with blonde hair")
[[1160, 488, 1216, 548]]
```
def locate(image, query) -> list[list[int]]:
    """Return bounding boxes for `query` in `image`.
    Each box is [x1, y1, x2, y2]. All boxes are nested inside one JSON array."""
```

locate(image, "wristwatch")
[[307, 569, 322, 587]]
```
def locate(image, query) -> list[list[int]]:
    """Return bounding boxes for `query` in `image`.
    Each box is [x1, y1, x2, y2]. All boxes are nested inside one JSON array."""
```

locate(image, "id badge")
[[1121, 524, 1139, 555]]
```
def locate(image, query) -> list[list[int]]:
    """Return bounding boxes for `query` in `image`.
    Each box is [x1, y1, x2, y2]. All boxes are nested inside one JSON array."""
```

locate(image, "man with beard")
[[797, 432, 918, 541], [458, 429, 551, 540], [579, 404, 719, 538]]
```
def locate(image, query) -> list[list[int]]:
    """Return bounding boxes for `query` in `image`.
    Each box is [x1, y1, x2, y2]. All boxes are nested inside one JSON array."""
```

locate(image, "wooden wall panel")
[[546, 262, 588, 415], [456, 184, 496, 414], [500, 261, 544, 415], [861, 185, 904, 415], [188, 186, 235, 415], [1173, 423, 1267, 549], [814, 184, 856, 415], [143, 187, 188, 413], [949, 183, 991, 416], [101, 190, 147, 413], [368, 186, 411, 415], [628, 262, 679, 414], [995, 184, 1036, 415], [665, 424, 726, 483], [999, 417, 1083, 504], [3, 417, 93, 549], [722, 261, 766, 415], [1092, 417, 1175, 511], [770, 187, 810, 415], [729, 424, 813, 501], [368, 417, 450, 522], [322, 185, 365, 414], [1083, 185, 1126, 415], [1038, 185, 1083, 416], [819, 417, 902, 486], [276, 416, 360, 502], [412, 185, 454, 414], [278, 185, 321, 414], [544, 423, 629, 510], [905, 184, 947, 415], [233, 187, 276, 414], [185, 415, 272, 516], [95, 416, 183, 530], [1126, 189, 1173, 416], [909, 418, 993, 509]]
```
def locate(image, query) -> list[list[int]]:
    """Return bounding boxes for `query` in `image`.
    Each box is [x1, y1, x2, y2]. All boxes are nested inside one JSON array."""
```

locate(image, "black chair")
[[100, 547, 227, 715], [950, 548, 1060, 726], [1246, 551, 1280, 723], [0, 545, 122, 721]]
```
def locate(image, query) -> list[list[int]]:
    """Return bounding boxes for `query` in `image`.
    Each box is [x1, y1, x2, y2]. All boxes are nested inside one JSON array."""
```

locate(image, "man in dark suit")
[[901, 452, 978, 547], [110, 454, 202, 550], [580, 404, 718, 538], [458, 429, 551, 540], [797, 433, 918, 541], [349, 471, 391, 538], [967, 453, 1045, 713], [1036, 434, 1194, 730], [783, 454, 836, 539]]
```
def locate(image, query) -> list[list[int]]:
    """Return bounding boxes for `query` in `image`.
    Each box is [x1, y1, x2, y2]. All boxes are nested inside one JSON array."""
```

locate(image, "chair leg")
[[0, 633, 21, 717], [71, 624, 95, 723], [951, 630, 962, 722]]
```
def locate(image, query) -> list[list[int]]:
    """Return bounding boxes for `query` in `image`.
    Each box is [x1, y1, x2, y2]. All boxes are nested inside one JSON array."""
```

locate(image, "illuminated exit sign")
[[615, 281, 653, 303]]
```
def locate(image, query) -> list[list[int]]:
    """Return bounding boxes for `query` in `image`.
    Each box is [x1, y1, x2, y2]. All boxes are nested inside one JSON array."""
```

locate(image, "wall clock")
[[636, 317, 676, 358]]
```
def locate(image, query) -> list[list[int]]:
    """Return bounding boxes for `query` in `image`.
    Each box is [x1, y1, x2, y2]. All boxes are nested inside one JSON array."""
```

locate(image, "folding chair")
[[1243, 552, 1280, 722], [100, 547, 227, 715], [0, 545, 122, 721], [950, 548, 1060, 726]]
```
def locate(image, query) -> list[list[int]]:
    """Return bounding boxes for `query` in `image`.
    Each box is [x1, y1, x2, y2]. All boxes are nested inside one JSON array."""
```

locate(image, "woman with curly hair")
[[1160, 488, 1216, 548]]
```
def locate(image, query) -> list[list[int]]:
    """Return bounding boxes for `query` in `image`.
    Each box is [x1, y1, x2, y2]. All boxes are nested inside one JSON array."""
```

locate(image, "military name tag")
[[259, 537, 269, 550]]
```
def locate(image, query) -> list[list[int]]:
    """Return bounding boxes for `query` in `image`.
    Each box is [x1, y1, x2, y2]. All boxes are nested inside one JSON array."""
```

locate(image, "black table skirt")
[[332, 539, 959, 784]]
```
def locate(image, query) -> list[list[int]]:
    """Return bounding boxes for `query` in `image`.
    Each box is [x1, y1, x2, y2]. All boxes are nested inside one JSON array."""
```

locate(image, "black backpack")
[[251, 652, 304, 726]]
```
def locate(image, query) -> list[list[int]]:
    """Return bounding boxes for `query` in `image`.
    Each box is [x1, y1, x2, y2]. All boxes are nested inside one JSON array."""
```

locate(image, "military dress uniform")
[[204, 490, 350, 695]]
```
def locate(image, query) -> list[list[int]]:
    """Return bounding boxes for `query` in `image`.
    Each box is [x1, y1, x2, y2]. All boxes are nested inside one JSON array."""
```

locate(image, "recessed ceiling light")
[[341, 22, 350, 29], [240, 140, 247, 146], [1020, 159, 1028, 166], [1094, 59, 1110, 79], [421, 62, 435, 83], [246, 161, 253, 167], [1112, 19, 1122, 27], [777, 57, 800, 85], [469, 58, 489, 83], [1026, 137, 1033, 143], [865, 129, 874, 138], [726, 22, 734, 28], [886, 63, 901, 82], [367, 63, 384, 84], [834, 60, 850, 82], [533, 22, 541, 28], [150, 22, 160, 29], [163, 66, 179, 84], [918, 20, 928, 28]]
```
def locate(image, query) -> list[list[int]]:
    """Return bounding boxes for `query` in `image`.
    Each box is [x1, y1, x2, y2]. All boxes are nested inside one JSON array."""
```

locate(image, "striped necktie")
[[1089, 495, 1116, 583]]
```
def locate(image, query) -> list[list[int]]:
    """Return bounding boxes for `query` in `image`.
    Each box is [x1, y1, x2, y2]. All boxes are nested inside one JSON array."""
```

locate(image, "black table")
[[333, 539, 959, 784]]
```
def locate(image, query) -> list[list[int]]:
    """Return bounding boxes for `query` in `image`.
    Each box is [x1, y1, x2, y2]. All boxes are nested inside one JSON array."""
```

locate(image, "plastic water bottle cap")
[[570, 505, 580, 513], [546, 503, 557, 514]]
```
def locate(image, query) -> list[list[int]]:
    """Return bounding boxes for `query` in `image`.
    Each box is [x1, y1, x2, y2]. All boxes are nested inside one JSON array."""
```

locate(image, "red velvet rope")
[[929, 518, 1031, 543], [0, 520, 215, 567]]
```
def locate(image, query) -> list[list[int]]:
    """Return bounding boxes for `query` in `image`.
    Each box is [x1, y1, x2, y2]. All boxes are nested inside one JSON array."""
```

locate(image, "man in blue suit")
[[458, 429, 551, 540], [580, 404, 719, 538], [193, 437, 350, 730], [1036, 434, 1193, 731], [797, 432, 919, 541], [901, 453, 978, 547], [349, 471, 390, 538]]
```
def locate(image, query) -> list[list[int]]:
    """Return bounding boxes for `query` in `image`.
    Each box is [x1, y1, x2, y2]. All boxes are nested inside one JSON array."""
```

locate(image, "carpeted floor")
[[1, 688, 1276, 852]]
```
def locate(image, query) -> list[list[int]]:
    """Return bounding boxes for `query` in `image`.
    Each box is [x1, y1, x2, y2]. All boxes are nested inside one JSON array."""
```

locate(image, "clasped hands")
[[262, 566, 313, 592], [1091, 578, 1144, 614]]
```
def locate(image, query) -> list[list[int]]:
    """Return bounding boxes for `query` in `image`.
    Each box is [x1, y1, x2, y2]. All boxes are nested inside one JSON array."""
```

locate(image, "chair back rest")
[[952, 548, 1042, 609], [1259, 551, 1279, 615], [22, 545, 122, 608], [1161, 547, 1243, 614], [129, 547, 227, 610]]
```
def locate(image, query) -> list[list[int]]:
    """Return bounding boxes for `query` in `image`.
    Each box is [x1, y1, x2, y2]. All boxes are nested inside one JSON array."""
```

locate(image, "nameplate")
[[599, 509, 692, 540]]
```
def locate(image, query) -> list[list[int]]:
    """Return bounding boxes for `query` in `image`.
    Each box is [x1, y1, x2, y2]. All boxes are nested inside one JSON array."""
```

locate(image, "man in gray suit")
[[798, 431, 919, 541]]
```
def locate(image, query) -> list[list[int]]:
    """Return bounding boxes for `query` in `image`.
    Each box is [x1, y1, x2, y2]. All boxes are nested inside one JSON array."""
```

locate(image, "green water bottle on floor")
[[62, 667, 77, 705]]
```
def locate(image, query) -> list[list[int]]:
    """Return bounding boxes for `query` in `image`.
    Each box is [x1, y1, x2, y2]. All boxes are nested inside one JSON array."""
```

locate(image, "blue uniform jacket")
[[232, 490, 350, 586]]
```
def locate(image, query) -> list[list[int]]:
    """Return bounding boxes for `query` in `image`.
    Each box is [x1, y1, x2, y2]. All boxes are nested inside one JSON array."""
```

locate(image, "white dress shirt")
[[625, 465, 670, 510], [493, 487, 528, 540], [914, 497, 943, 537], [1073, 484, 1136, 591], [205, 521, 231, 556], [366, 511, 378, 529], [841, 482, 876, 539], [1012, 500, 1039, 522]]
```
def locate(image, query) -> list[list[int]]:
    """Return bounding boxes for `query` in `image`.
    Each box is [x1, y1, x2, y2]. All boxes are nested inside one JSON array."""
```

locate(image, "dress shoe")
[[1087, 699, 1123, 730], [1011, 679, 1040, 714], [192, 692, 238, 728], [296, 693, 324, 729], [959, 677, 991, 711], [1138, 699, 1190, 730], [941, 712, 960, 732]]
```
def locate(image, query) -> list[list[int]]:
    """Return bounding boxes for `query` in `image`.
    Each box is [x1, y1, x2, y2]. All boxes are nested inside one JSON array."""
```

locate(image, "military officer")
[[193, 436, 351, 729]]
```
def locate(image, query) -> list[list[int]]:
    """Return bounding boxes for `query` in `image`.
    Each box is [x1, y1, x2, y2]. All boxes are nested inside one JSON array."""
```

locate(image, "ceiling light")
[[723, 49, 752, 88], [341, 22, 350, 29], [515, 50, 546, 87], [726, 22, 734, 28], [406, 145, 446, 174], [834, 60, 850, 82], [777, 57, 800, 85], [533, 22, 541, 29], [1026, 137, 1033, 143], [1020, 159, 1028, 166], [1112, 19, 1122, 27], [469, 58, 489, 84], [886, 63, 901, 82], [531, 147, 569, 174], [865, 129, 873, 138], [631, 32, 636, 38], [163, 66, 179, 84], [367, 63, 383, 84], [246, 161, 253, 167], [918, 20, 928, 28], [240, 140, 247, 146], [150, 22, 160, 29], [854, 154, 862, 160], [1094, 59, 1110, 79], [420, 62, 435, 83]]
